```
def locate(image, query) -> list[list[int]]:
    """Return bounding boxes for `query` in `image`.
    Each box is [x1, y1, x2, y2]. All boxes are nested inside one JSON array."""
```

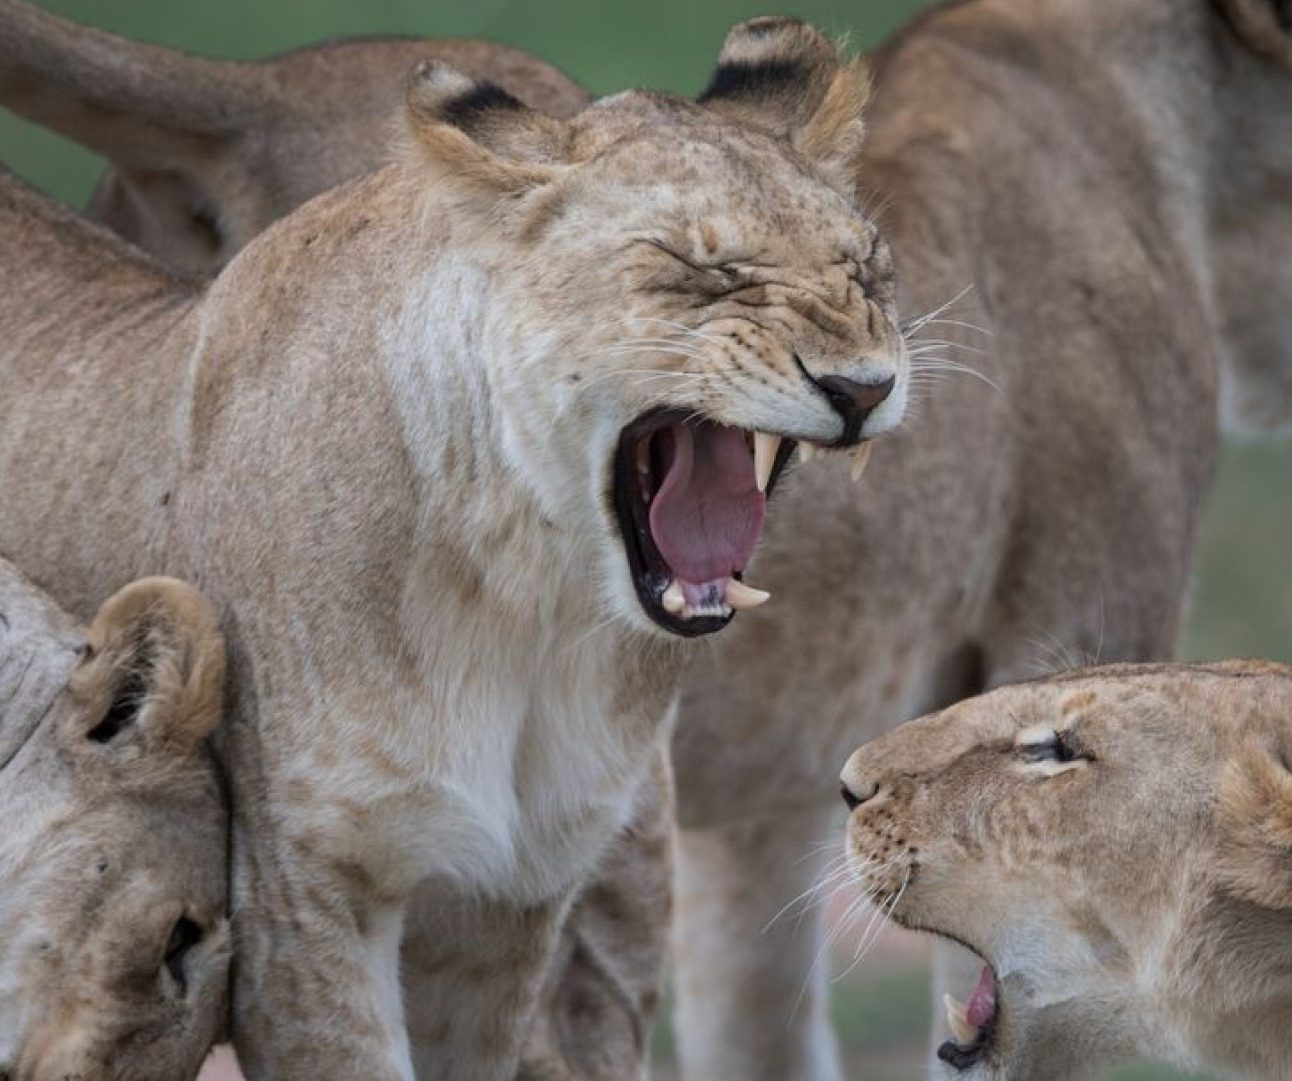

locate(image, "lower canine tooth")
[[754, 432, 781, 492], [726, 579, 770, 610], [850, 442, 873, 482], [800, 443, 817, 464], [661, 580, 685, 615], [943, 993, 977, 1046]]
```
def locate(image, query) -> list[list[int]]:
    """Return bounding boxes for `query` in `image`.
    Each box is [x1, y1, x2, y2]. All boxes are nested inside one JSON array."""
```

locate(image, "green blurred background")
[[3, 1, 1288, 1078]]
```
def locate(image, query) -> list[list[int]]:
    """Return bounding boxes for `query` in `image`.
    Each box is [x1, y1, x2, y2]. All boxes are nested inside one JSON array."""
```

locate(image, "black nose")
[[818, 374, 895, 445], [841, 779, 878, 811]]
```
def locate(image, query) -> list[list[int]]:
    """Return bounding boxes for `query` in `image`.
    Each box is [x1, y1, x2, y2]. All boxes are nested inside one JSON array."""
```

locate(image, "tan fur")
[[671, 3, 1292, 1075], [14, 3, 1289, 1076], [0, 7, 643, 1072], [0, 20, 905, 1079], [841, 661, 1292, 1080], [0, 0, 590, 273], [0, 563, 229, 1081], [0, 10, 882, 1073], [695, 16, 871, 199], [511, 754, 675, 1081]]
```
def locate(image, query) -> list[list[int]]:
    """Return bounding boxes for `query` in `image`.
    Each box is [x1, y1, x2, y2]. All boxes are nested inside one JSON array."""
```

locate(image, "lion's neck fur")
[[373, 245, 683, 899], [1163, 897, 1292, 1078]]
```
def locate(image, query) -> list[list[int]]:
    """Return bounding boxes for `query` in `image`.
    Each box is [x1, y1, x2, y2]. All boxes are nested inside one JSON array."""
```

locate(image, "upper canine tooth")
[[943, 993, 977, 1046], [661, 580, 685, 615], [850, 442, 873, 483], [725, 579, 770, 610], [754, 432, 781, 492]]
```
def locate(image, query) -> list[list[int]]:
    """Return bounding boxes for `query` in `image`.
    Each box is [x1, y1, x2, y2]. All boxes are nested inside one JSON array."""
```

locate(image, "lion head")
[[0, 571, 230, 1081], [389, 16, 906, 638], [840, 660, 1292, 1080]]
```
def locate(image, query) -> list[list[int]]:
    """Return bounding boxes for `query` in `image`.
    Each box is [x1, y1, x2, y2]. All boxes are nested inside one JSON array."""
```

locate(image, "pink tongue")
[[648, 423, 766, 584], [966, 966, 997, 1029]]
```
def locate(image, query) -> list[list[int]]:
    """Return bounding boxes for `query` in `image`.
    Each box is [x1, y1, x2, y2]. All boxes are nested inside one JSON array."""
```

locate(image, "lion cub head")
[[840, 660, 1292, 1080], [396, 17, 906, 637], [0, 572, 229, 1081]]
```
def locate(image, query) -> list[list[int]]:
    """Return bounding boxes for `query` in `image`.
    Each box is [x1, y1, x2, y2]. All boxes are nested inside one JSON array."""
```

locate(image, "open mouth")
[[939, 959, 999, 1071], [612, 410, 796, 636]]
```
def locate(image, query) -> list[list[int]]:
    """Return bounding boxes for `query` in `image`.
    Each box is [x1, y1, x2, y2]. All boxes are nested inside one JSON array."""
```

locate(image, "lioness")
[[0, 0, 590, 272], [0, 563, 229, 1081], [841, 659, 1292, 1080], [0, 17, 906, 1079]]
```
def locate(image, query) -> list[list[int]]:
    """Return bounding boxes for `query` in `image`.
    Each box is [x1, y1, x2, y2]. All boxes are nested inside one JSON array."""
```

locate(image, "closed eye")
[[1014, 725, 1092, 772], [635, 238, 739, 288]]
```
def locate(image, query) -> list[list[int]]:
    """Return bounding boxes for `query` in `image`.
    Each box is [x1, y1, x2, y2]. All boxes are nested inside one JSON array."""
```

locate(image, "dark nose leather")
[[818, 374, 895, 444], [840, 779, 879, 811]]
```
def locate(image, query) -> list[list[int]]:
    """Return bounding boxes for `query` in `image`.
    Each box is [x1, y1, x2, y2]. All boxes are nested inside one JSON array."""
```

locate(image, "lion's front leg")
[[404, 890, 568, 1081], [518, 750, 675, 1081], [229, 819, 415, 1081], [673, 805, 845, 1081]]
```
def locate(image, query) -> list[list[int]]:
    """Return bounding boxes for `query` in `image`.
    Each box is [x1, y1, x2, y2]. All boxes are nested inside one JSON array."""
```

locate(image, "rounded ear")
[[1217, 0, 1292, 67], [1216, 728, 1292, 909], [698, 16, 870, 196], [403, 60, 570, 212], [72, 577, 225, 758]]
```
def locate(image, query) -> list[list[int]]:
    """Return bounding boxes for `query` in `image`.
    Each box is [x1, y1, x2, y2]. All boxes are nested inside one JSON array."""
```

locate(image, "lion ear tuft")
[[74, 578, 224, 760], [1216, 731, 1292, 909], [405, 60, 569, 202], [698, 17, 869, 195]]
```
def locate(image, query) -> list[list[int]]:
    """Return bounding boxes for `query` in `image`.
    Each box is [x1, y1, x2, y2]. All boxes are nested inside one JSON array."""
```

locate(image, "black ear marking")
[[699, 59, 812, 104], [742, 15, 804, 37], [441, 82, 525, 130]]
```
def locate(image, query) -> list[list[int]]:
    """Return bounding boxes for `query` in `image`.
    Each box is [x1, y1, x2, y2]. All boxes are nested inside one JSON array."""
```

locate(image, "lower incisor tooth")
[[943, 993, 977, 1046], [726, 579, 770, 610], [850, 442, 874, 482], [661, 580, 685, 615]]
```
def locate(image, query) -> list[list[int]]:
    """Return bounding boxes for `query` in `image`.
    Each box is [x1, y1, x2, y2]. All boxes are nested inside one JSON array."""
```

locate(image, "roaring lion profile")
[[842, 660, 1292, 1081], [0, 563, 229, 1081], [0, 17, 906, 1079]]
